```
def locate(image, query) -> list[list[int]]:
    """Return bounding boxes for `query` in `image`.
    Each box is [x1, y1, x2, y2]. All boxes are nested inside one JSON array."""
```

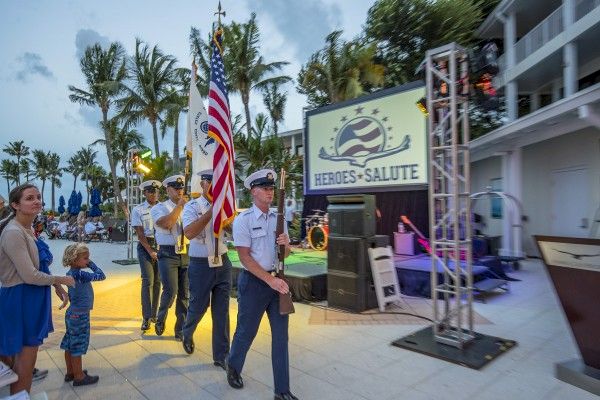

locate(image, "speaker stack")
[[326, 194, 389, 312]]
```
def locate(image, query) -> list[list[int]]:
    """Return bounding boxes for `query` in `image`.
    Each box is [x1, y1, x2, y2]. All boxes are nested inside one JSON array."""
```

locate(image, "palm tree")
[[68, 42, 128, 214], [76, 147, 98, 208], [47, 152, 62, 212], [94, 118, 144, 177], [189, 27, 211, 97], [20, 159, 32, 182], [29, 150, 50, 208], [2, 140, 30, 185], [262, 82, 287, 135], [64, 154, 83, 191], [234, 113, 302, 206], [117, 39, 178, 156], [161, 67, 191, 171], [143, 151, 174, 183], [297, 30, 385, 107], [224, 13, 292, 137], [0, 159, 19, 193]]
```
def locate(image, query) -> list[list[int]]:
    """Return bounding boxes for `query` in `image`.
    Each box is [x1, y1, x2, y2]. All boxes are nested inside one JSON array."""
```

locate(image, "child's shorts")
[[60, 310, 90, 356]]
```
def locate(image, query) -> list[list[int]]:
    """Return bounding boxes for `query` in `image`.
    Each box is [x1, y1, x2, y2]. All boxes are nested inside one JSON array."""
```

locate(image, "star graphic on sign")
[[357, 173, 364, 179], [333, 127, 338, 132], [330, 137, 335, 141], [340, 116, 347, 122], [354, 106, 364, 115], [371, 108, 379, 115], [387, 126, 393, 131], [382, 116, 388, 122]]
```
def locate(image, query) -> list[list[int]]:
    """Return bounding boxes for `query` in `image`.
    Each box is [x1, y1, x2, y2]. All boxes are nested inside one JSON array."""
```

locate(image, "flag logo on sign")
[[319, 108, 411, 167]]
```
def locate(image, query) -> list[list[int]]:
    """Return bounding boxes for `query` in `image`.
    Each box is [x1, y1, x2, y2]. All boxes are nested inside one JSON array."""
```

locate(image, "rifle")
[[276, 168, 295, 315]]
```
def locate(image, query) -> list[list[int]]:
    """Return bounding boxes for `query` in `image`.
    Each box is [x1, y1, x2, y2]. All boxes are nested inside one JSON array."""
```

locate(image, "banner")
[[304, 82, 427, 195], [186, 68, 214, 196]]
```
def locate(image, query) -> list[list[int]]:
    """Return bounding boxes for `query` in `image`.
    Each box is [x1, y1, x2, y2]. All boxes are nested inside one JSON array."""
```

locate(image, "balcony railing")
[[515, 6, 564, 64], [496, 0, 600, 72], [576, 0, 600, 20]]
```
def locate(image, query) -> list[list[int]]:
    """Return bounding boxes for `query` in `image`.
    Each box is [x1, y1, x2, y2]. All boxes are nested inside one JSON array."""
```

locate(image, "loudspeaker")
[[109, 221, 128, 242], [327, 194, 376, 237], [328, 235, 390, 275], [327, 270, 378, 312]]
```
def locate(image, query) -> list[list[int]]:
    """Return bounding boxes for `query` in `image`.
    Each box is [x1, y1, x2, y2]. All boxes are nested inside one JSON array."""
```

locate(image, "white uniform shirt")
[[131, 201, 155, 238], [233, 204, 287, 271], [182, 197, 227, 258], [84, 222, 96, 235], [150, 200, 182, 246]]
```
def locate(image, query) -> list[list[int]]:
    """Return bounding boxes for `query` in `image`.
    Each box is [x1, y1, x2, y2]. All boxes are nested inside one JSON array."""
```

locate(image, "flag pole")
[[213, 1, 226, 264]]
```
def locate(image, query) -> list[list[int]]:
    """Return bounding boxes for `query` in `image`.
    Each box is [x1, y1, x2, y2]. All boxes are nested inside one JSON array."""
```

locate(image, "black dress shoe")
[[226, 365, 243, 389], [174, 332, 183, 342], [213, 360, 226, 370], [141, 319, 150, 331], [155, 321, 165, 336], [183, 338, 194, 354], [274, 392, 299, 400]]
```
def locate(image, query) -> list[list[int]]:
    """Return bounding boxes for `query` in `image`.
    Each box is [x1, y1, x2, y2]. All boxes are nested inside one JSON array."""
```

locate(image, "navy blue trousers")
[[228, 270, 289, 394], [182, 254, 232, 362], [156, 246, 189, 335], [137, 243, 160, 320]]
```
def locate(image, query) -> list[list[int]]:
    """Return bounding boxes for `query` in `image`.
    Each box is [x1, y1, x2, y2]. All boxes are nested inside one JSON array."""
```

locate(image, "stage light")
[[416, 97, 428, 116], [139, 149, 152, 159], [136, 163, 151, 174]]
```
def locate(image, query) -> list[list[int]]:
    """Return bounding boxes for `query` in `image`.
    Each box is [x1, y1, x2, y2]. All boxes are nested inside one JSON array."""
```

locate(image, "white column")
[[530, 92, 540, 112], [552, 80, 562, 102], [506, 81, 518, 121], [563, 0, 575, 26], [500, 149, 524, 257], [504, 12, 517, 68], [563, 42, 578, 97], [503, 12, 518, 121], [290, 134, 296, 155]]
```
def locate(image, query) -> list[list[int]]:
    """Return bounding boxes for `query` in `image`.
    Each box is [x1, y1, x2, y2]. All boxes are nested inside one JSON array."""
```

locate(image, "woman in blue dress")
[[0, 184, 74, 395]]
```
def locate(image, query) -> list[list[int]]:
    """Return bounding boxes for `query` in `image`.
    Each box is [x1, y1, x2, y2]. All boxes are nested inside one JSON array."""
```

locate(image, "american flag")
[[207, 29, 236, 236]]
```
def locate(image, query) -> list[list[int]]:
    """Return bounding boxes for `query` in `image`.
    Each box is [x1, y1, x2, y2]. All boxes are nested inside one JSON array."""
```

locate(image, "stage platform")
[[227, 249, 508, 303], [228, 249, 328, 301], [394, 254, 508, 298]]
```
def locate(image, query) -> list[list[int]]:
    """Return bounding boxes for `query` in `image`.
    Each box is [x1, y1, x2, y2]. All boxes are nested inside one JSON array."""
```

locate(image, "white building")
[[472, 0, 600, 256]]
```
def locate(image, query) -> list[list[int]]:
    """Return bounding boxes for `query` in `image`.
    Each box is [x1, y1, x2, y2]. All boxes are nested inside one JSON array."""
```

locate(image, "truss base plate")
[[392, 326, 517, 370]]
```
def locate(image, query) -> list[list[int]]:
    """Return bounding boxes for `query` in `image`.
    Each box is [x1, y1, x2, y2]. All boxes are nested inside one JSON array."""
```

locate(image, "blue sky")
[[0, 0, 376, 204]]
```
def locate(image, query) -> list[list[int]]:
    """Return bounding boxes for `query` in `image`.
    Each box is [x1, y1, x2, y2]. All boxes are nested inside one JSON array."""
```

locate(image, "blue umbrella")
[[73, 191, 82, 214], [68, 191, 77, 215], [89, 188, 102, 217], [58, 195, 65, 214]]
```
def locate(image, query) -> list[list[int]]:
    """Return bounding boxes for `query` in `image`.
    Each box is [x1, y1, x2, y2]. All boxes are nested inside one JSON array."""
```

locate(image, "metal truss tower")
[[125, 149, 143, 260], [425, 43, 474, 348]]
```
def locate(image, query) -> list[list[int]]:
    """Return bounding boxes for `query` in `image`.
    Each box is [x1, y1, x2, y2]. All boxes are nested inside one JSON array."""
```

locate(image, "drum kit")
[[303, 209, 329, 251]]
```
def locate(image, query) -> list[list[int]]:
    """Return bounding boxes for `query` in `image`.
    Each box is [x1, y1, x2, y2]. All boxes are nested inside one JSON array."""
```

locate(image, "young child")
[[60, 243, 106, 386]]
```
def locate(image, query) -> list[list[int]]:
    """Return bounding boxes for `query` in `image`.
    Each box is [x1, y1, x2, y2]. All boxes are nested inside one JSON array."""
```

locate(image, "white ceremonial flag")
[[186, 67, 214, 196]]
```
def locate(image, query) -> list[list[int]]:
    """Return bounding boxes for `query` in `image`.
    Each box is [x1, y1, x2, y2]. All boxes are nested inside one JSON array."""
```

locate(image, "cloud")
[[249, 0, 341, 62], [15, 52, 54, 82], [75, 28, 111, 59], [77, 106, 102, 129]]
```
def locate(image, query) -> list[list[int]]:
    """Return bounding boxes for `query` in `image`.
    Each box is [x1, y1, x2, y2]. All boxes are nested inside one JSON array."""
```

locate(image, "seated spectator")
[[92, 217, 106, 235]]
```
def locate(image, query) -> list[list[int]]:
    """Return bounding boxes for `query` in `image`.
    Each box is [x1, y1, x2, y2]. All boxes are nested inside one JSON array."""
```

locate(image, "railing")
[[515, 6, 564, 64], [576, 0, 600, 20]]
